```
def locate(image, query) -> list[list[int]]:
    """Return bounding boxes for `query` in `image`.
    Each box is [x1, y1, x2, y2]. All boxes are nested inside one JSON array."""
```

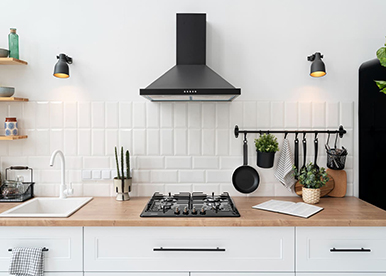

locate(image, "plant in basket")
[[254, 133, 279, 168], [293, 162, 329, 204], [114, 146, 132, 201]]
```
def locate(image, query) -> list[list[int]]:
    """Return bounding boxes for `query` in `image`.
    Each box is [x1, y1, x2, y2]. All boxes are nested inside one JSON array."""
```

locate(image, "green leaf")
[[377, 47, 386, 67], [381, 87, 386, 95]]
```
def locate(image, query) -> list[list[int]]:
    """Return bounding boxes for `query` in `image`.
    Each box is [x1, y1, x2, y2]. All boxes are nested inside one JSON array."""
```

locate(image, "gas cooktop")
[[140, 192, 240, 217]]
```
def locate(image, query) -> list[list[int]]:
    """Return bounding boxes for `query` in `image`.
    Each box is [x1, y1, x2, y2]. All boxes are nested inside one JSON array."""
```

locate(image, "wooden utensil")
[[326, 169, 347, 197], [295, 174, 335, 197]]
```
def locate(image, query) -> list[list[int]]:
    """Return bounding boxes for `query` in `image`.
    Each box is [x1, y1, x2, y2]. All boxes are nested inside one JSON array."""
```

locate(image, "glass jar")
[[8, 28, 19, 60], [4, 117, 18, 136], [1, 180, 24, 199]]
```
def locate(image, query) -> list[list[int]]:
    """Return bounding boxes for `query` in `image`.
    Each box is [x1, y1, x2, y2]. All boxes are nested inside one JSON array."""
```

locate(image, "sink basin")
[[0, 197, 93, 218]]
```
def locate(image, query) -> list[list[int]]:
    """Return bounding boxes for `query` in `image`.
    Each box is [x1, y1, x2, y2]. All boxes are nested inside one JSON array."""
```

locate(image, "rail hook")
[[284, 132, 288, 139]]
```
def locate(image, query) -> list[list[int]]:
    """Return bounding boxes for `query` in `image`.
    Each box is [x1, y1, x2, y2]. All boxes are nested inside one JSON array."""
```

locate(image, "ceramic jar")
[[4, 117, 18, 136]]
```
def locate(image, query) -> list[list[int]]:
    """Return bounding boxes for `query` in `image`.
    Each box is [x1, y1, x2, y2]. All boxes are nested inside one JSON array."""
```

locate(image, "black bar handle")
[[9, 166, 29, 170], [8, 247, 48, 252], [330, 247, 371, 252], [154, 247, 225, 252]]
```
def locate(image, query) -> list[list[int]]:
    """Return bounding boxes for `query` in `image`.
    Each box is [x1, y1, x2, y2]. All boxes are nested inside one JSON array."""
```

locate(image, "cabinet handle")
[[8, 247, 49, 252], [154, 247, 225, 252], [330, 247, 371, 252]]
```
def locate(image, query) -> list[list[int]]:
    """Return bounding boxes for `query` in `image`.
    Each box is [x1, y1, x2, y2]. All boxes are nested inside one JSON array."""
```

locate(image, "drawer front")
[[191, 274, 294, 276], [84, 227, 294, 272], [0, 227, 83, 272], [297, 274, 386, 276], [296, 227, 386, 272], [0, 274, 83, 276], [85, 274, 188, 276]]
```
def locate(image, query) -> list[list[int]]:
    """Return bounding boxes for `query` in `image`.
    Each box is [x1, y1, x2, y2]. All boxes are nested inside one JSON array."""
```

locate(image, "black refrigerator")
[[359, 58, 386, 211]]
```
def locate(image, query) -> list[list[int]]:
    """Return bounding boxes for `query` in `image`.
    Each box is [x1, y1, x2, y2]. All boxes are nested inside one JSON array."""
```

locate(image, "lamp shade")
[[53, 53, 72, 78], [308, 52, 326, 78]]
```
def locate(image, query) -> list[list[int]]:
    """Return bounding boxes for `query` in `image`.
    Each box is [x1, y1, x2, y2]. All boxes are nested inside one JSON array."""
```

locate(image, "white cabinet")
[[191, 274, 294, 276], [297, 274, 386, 276], [85, 273, 188, 276], [0, 273, 82, 276], [84, 227, 295, 272], [0, 227, 83, 272], [296, 227, 386, 273]]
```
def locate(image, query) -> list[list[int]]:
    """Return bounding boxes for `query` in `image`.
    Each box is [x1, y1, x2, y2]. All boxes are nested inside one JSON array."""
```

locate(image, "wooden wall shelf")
[[0, 135, 27, 140], [0, 97, 28, 102], [0, 58, 28, 65]]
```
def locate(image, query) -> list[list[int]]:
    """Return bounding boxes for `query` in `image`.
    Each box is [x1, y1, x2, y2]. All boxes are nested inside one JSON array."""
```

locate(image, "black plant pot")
[[256, 151, 275, 168]]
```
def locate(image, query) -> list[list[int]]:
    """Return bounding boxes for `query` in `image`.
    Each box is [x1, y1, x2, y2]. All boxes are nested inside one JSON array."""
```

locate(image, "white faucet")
[[50, 150, 73, 199]]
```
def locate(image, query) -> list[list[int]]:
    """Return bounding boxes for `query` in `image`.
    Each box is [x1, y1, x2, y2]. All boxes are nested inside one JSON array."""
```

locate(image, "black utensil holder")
[[326, 149, 347, 170]]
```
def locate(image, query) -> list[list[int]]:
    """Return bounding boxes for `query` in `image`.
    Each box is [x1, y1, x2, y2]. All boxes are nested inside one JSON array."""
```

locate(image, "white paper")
[[252, 199, 323, 218]]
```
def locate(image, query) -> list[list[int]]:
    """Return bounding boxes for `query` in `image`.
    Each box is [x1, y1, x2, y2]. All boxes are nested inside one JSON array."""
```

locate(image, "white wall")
[[0, 0, 384, 197]]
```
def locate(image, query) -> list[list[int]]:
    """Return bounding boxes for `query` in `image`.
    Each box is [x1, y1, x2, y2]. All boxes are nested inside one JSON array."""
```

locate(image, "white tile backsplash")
[[0, 100, 355, 197]]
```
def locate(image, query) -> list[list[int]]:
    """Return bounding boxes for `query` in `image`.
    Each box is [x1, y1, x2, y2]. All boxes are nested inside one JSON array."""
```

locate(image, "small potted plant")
[[254, 133, 279, 168], [114, 146, 132, 201], [293, 162, 329, 204]]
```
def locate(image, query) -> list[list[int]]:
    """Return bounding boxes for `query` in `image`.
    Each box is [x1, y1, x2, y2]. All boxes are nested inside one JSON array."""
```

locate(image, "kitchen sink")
[[0, 197, 93, 218]]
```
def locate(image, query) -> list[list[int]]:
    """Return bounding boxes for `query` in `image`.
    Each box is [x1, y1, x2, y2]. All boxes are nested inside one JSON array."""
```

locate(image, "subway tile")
[[8, 139, 23, 157], [219, 183, 247, 197], [151, 170, 178, 183], [216, 129, 229, 156], [220, 156, 241, 169], [147, 129, 160, 155], [299, 102, 312, 128], [274, 183, 297, 196], [229, 132, 243, 156], [50, 129, 64, 153], [146, 102, 160, 128], [83, 157, 110, 169], [132, 170, 151, 183], [270, 101, 284, 128], [27, 156, 52, 169], [179, 170, 205, 183], [64, 129, 77, 156], [284, 102, 298, 128], [105, 129, 118, 155], [1, 157, 28, 170], [193, 157, 219, 169], [243, 102, 257, 128], [160, 129, 173, 155], [35, 102, 50, 129], [64, 102, 77, 128], [119, 102, 132, 128], [202, 129, 215, 156], [256, 101, 270, 128], [216, 103, 229, 128], [0, 140, 8, 155], [326, 102, 339, 128], [83, 183, 111, 197], [193, 184, 220, 194], [119, 130, 132, 153], [105, 102, 119, 128], [174, 103, 187, 128], [174, 129, 187, 155], [92, 129, 105, 156], [248, 182, 275, 197], [41, 170, 62, 184], [206, 170, 232, 183], [78, 102, 91, 128], [50, 102, 63, 128], [188, 129, 201, 155], [312, 102, 326, 128], [340, 102, 354, 128], [132, 102, 146, 128], [133, 129, 146, 155], [160, 103, 173, 128], [22, 129, 36, 156], [36, 129, 50, 155], [91, 102, 105, 128], [9, 102, 22, 119], [165, 184, 192, 194], [78, 129, 91, 156], [229, 101, 243, 128], [137, 184, 165, 196], [165, 157, 192, 169], [137, 156, 164, 169], [22, 102, 36, 129], [66, 157, 83, 170], [202, 103, 215, 128], [188, 103, 201, 128]]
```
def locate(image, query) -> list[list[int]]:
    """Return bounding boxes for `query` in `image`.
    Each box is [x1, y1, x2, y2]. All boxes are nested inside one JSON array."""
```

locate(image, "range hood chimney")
[[140, 14, 241, 102]]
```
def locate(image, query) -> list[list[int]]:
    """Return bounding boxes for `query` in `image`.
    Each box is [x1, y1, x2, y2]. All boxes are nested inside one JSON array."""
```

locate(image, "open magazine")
[[252, 199, 323, 218]]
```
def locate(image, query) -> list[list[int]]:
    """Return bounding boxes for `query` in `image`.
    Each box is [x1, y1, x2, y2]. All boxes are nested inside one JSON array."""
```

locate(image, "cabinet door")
[[0, 273, 83, 276], [297, 227, 386, 272], [84, 227, 294, 272], [191, 274, 294, 276], [0, 227, 83, 272], [297, 274, 386, 276], [85, 274, 188, 276]]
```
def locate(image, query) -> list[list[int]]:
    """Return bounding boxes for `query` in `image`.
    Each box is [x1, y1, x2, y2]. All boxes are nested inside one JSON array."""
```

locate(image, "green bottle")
[[8, 28, 19, 59]]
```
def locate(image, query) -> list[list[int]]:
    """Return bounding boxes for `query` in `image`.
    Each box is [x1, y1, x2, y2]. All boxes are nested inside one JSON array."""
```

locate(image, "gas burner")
[[140, 192, 240, 217]]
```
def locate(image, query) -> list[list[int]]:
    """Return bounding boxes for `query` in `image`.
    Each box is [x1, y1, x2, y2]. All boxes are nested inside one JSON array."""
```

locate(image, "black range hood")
[[140, 14, 241, 102]]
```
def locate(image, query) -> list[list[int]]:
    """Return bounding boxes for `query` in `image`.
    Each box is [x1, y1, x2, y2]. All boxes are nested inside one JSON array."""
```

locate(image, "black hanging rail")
[[234, 125, 347, 138], [8, 247, 49, 252]]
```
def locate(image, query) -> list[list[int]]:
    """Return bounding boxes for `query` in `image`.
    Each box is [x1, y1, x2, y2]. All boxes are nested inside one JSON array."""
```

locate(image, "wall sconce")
[[53, 53, 73, 78], [307, 52, 326, 77]]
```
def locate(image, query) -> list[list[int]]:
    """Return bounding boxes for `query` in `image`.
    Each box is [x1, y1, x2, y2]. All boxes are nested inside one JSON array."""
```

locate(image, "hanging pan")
[[232, 134, 260, 194]]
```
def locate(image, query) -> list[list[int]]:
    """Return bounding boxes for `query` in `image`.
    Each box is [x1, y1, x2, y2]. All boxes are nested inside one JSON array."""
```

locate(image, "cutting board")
[[326, 169, 347, 197], [295, 174, 335, 197]]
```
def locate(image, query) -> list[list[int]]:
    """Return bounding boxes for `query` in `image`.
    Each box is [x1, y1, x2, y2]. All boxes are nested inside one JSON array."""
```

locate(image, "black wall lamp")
[[53, 53, 73, 78], [307, 52, 326, 78]]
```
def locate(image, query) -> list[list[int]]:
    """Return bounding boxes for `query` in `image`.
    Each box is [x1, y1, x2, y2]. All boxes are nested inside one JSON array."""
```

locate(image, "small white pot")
[[114, 178, 132, 201], [302, 187, 321, 204]]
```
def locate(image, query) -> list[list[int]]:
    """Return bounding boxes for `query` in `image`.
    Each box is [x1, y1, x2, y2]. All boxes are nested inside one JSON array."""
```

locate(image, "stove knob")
[[192, 207, 197, 215], [183, 206, 189, 215], [200, 207, 206, 215], [174, 207, 180, 215]]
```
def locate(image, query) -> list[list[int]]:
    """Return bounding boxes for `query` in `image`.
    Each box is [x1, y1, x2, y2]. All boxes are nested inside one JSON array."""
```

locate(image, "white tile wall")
[[0, 101, 355, 198]]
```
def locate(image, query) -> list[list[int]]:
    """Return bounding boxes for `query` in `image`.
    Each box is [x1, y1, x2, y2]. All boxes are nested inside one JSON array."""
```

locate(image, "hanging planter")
[[254, 133, 279, 168]]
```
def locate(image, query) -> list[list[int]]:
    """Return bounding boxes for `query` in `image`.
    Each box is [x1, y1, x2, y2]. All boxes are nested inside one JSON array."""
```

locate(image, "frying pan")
[[232, 134, 260, 194]]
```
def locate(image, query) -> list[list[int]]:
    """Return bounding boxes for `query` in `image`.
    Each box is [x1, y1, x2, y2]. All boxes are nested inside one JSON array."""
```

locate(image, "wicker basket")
[[302, 187, 321, 204]]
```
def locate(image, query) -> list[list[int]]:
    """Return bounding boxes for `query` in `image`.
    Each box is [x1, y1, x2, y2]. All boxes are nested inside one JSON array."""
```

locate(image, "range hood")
[[140, 14, 241, 102]]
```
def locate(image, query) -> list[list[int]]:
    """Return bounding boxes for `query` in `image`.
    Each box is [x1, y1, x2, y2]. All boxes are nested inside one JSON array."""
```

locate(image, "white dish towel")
[[274, 138, 297, 191], [9, 247, 44, 276]]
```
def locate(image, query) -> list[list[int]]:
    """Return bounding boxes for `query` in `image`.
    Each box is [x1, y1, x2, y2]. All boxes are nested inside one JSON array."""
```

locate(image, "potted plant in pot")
[[293, 162, 329, 204], [114, 146, 132, 201], [254, 133, 279, 168]]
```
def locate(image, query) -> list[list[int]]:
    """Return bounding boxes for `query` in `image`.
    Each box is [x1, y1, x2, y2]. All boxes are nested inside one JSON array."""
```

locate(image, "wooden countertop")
[[0, 196, 386, 227]]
